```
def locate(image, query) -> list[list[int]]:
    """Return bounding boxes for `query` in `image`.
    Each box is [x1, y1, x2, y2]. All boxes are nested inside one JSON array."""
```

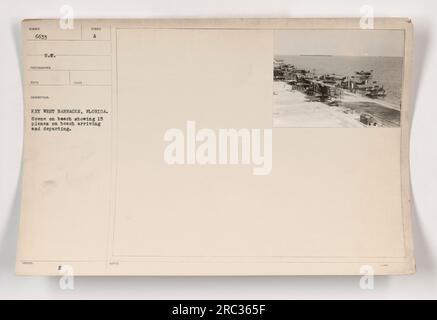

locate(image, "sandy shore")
[[273, 81, 364, 128], [342, 91, 401, 111]]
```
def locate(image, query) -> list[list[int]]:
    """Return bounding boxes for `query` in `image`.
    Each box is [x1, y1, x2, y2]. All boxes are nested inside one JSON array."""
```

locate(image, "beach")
[[273, 81, 364, 127], [273, 81, 401, 128]]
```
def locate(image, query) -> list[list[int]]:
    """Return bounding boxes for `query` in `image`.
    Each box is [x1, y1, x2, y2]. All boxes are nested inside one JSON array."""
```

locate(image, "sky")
[[274, 29, 404, 57]]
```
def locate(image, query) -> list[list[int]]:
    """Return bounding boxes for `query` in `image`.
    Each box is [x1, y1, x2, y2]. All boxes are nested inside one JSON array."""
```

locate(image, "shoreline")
[[341, 91, 401, 111], [273, 81, 400, 127]]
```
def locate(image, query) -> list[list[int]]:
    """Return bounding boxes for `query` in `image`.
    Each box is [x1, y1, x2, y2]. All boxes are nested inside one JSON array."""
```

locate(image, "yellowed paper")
[[16, 18, 415, 275]]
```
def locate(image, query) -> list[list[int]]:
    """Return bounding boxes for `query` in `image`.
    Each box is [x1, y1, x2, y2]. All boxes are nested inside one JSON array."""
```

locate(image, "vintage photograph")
[[273, 29, 404, 127]]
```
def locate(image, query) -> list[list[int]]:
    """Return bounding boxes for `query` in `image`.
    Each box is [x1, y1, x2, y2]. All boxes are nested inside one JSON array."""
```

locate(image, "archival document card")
[[17, 18, 415, 275]]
